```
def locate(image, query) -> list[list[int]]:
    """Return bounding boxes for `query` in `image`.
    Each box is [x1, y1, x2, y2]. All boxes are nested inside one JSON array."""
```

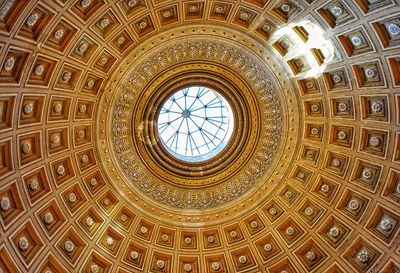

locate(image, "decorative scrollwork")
[[109, 38, 284, 209]]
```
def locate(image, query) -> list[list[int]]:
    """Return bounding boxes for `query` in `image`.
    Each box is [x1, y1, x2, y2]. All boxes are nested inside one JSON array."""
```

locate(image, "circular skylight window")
[[157, 86, 234, 162]]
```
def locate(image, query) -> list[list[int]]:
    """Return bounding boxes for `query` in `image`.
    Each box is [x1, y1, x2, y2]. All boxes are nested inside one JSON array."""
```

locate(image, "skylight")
[[157, 86, 234, 162]]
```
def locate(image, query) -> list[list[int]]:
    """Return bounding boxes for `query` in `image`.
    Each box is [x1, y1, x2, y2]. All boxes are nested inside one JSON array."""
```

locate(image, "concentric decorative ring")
[[135, 67, 257, 186], [97, 27, 298, 216]]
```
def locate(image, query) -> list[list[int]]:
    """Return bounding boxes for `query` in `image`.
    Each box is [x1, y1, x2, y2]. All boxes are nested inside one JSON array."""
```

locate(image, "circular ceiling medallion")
[[157, 86, 234, 163], [97, 27, 299, 219], [135, 68, 258, 186]]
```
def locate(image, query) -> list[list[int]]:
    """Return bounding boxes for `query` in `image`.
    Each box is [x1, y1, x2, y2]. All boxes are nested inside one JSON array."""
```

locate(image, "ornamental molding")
[[97, 26, 300, 221], [110, 38, 282, 209]]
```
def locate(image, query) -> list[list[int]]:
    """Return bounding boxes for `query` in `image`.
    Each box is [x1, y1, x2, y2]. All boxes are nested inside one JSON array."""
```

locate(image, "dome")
[[0, 0, 399, 272]]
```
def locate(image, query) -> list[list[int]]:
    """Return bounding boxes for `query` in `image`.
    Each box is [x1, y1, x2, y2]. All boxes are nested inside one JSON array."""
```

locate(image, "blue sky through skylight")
[[157, 86, 233, 162]]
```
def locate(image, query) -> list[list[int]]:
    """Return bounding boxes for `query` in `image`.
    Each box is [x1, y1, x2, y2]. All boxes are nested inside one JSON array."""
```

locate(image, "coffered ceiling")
[[0, 0, 399, 272]]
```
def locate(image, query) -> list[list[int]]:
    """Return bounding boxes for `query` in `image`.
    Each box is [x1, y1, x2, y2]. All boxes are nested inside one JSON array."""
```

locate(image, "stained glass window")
[[157, 86, 233, 162]]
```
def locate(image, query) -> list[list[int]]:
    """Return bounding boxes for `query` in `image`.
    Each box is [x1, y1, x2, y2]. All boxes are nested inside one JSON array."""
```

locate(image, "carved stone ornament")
[[108, 40, 282, 209], [97, 27, 298, 222]]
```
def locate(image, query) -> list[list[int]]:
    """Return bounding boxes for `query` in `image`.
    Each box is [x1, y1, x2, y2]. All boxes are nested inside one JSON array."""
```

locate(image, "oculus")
[[157, 86, 233, 162]]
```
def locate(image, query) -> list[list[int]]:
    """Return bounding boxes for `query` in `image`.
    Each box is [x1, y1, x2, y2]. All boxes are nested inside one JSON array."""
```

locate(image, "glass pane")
[[157, 86, 234, 162]]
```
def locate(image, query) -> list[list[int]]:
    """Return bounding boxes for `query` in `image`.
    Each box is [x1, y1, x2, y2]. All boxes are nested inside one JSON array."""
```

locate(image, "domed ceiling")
[[0, 0, 399, 272]]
